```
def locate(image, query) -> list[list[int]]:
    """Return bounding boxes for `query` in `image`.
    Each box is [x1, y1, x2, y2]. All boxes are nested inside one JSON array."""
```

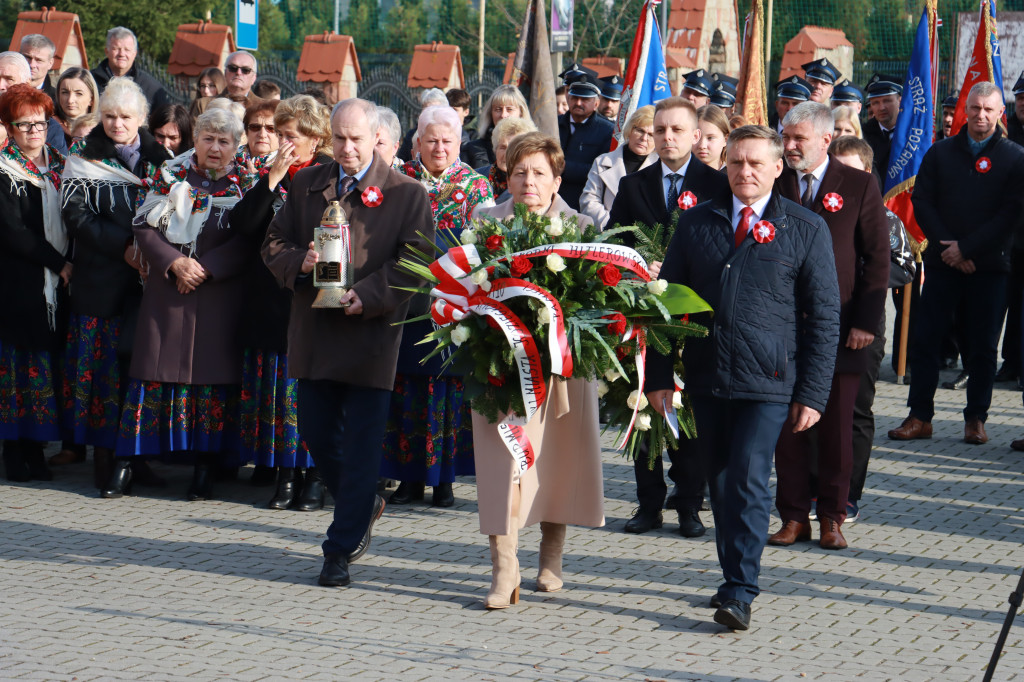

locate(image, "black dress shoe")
[[664, 485, 681, 510], [389, 481, 425, 505], [132, 459, 167, 488], [23, 442, 52, 481], [624, 509, 663, 534], [348, 494, 386, 563], [187, 464, 214, 501], [318, 553, 351, 587], [714, 599, 751, 631], [710, 594, 723, 609], [101, 460, 133, 498], [295, 468, 325, 511], [3, 440, 30, 482], [942, 370, 969, 390], [268, 468, 302, 509], [678, 508, 706, 538], [432, 482, 455, 507], [250, 464, 277, 486]]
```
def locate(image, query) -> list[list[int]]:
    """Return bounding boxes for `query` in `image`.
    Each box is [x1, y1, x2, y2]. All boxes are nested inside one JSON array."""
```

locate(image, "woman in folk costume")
[[471, 133, 605, 609], [229, 94, 333, 511], [110, 108, 252, 501], [380, 106, 494, 508], [235, 98, 280, 181], [0, 84, 70, 482], [60, 77, 171, 492]]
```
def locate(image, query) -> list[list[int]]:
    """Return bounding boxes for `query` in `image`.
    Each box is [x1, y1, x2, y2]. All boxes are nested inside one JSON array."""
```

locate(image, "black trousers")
[[850, 333, 885, 503], [633, 435, 705, 513], [297, 379, 391, 556], [1001, 248, 1024, 373]]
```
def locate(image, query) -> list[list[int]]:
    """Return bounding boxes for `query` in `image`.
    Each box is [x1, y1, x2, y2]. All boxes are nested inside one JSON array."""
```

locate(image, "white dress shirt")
[[798, 157, 830, 205], [661, 157, 692, 206], [731, 193, 773, 236]]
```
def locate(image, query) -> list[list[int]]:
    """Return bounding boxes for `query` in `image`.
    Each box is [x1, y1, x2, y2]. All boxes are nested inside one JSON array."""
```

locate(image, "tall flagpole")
[[764, 0, 773, 79]]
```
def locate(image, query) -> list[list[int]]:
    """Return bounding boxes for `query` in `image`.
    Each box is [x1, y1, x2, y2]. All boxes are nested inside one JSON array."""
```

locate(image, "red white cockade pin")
[[361, 186, 383, 207], [752, 220, 776, 244], [822, 192, 843, 212], [677, 191, 698, 210], [451, 188, 467, 204], [976, 157, 992, 173]]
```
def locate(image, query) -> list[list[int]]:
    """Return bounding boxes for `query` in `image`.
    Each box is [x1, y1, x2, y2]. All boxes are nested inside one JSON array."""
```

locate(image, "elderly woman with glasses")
[[230, 94, 334, 510], [380, 106, 494, 507], [110, 108, 252, 501], [0, 84, 69, 482], [580, 105, 657, 230], [236, 99, 280, 176], [59, 77, 171, 490]]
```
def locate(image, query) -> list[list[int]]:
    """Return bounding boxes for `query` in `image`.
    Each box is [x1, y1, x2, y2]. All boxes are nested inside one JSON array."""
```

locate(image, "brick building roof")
[[168, 21, 236, 77], [779, 26, 853, 81], [407, 42, 464, 90], [9, 7, 88, 71]]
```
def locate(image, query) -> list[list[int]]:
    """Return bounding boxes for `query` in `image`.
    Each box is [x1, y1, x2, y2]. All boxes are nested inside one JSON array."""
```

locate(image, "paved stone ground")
[[2, 346, 1024, 679]]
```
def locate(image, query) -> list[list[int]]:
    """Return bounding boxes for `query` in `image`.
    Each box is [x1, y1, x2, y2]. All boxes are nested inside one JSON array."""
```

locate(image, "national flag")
[[736, 0, 768, 126], [883, 1, 937, 244], [949, 0, 1002, 137], [510, 0, 559, 138], [613, 0, 671, 148]]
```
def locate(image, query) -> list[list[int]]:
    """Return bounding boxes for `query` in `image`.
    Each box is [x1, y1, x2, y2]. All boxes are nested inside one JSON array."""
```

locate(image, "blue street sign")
[[236, 0, 258, 50]]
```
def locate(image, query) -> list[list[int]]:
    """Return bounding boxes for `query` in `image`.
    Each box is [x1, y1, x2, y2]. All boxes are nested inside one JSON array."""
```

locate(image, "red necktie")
[[735, 206, 754, 249]]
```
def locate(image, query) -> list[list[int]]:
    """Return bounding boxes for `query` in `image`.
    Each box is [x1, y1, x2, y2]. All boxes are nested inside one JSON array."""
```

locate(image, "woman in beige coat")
[[471, 132, 605, 609]]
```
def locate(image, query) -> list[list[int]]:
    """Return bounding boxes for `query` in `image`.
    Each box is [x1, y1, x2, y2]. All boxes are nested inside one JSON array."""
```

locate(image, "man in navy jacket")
[[557, 75, 614, 210], [646, 125, 840, 631]]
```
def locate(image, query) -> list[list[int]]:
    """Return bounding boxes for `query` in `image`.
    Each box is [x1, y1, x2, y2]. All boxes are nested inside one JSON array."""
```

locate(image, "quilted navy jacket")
[[647, 191, 841, 412]]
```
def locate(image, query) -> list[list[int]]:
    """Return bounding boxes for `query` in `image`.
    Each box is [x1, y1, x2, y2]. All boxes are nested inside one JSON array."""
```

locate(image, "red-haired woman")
[[0, 84, 69, 481]]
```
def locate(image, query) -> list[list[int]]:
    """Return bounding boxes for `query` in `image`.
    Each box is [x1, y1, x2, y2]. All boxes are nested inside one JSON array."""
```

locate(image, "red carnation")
[[605, 312, 628, 336], [485, 234, 504, 251], [597, 264, 621, 286], [510, 255, 533, 277], [487, 374, 505, 387]]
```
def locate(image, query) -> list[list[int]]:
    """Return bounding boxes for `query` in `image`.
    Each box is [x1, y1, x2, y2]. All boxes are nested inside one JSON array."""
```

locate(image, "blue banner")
[[236, 0, 258, 51], [990, 0, 1003, 93], [884, 6, 933, 197], [635, 9, 670, 109]]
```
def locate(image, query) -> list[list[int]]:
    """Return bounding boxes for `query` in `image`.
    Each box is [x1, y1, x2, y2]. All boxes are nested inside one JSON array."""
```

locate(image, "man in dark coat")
[[558, 74, 614, 210], [646, 125, 840, 631], [997, 73, 1024, 385], [91, 27, 170, 109], [607, 96, 729, 538], [861, 74, 901, 181], [770, 102, 889, 551], [262, 99, 434, 587], [890, 82, 1024, 446]]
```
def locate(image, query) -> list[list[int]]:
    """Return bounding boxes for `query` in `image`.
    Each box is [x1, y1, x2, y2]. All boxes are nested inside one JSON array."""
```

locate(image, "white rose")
[[546, 253, 566, 273], [470, 269, 491, 291], [450, 325, 471, 346], [604, 369, 621, 382], [626, 390, 648, 411], [460, 229, 478, 245], [672, 391, 683, 410], [596, 380, 609, 398], [646, 278, 668, 295], [635, 413, 652, 431], [537, 307, 553, 324], [546, 215, 564, 237]]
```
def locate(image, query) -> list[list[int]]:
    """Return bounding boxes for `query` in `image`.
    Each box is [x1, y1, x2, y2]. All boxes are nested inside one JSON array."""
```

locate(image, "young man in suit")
[[262, 99, 434, 587], [607, 96, 730, 538], [646, 125, 840, 630], [770, 102, 890, 551], [557, 74, 614, 210]]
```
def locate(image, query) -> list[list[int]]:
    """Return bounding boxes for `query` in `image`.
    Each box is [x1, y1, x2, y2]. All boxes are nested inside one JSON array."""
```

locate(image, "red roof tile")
[[581, 56, 623, 79], [168, 21, 236, 77], [297, 32, 361, 84], [665, 0, 708, 69], [8, 8, 88, 71], [408, 42, 464, 90], [779, 26, 853, 81]]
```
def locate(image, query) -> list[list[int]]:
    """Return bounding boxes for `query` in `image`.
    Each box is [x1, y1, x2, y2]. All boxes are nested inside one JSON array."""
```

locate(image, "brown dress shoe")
[[768, 520, 812, 546], [1011, 438, 1024, 452], [888, 415, 933, 440], [964, 419, 988, 445], [819, 519, 847, 550]]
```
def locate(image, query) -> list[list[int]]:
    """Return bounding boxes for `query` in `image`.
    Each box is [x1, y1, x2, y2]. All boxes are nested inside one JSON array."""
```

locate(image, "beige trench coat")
[[471, 196, 605, 535]]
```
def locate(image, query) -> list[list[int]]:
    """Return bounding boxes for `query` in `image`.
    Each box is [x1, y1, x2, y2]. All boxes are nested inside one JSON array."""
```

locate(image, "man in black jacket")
[[998, 74, 1024, 386], [607, 96, 729, 538], [91, 27, 170, 110], [862, 74, 901, 180], [890, 82, 1024, 446], [558, 74, 614, 210], [646, 125, 840, 631]]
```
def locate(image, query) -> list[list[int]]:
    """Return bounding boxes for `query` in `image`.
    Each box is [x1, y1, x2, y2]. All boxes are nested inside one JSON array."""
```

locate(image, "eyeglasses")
[[246, 123, 275, 134], [226, 64, 254, 75], [631, 128, 655, 140], [11, 120, 48, 132]]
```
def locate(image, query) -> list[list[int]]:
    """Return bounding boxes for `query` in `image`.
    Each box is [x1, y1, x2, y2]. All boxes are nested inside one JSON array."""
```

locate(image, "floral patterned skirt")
[[0, 340, 60, 441], [60, 314, 124, 450], [379, 373, 475, 485], [115, 379, 239, 463], [238, 347, 312, 468]]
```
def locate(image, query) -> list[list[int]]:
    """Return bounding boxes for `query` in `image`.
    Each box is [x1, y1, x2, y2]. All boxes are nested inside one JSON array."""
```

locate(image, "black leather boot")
[[389, 481, 425, 505], [101, 459, 133, 498], [187, 453, 215, 501], [23, 441, 52, 481], [3, 440, 30, 482], [93, 447, 114, 490], [432, 482, 455, 507], [268, 467, 302, 509], [295, 467, 325, 511]]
